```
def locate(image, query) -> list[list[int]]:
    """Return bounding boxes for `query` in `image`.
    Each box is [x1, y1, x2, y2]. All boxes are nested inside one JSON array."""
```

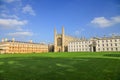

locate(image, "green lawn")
[[0, 52, 120, 80]]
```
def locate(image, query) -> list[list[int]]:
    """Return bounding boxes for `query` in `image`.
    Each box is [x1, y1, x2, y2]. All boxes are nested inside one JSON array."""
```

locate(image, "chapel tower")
[[54, 26, 65, 52]]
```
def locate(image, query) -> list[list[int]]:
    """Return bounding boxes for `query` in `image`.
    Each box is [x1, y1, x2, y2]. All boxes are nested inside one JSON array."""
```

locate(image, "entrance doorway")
[[59, 48, 61, 52], [93, 46, 96, 52]]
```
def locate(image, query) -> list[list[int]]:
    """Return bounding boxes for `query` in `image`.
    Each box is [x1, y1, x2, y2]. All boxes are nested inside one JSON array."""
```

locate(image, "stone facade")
[[54, 27, 80, 52], [68, 36, 120, 52], [0, 39, 48, 54], [0, 27, 119, 53]]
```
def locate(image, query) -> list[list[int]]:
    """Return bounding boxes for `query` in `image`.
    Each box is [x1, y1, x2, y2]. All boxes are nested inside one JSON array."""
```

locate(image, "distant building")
[[0, 27, 119, 54], [54, 27, 120, 52], [54, 27, 80, 52], [48, 43, 54, 52], [0, 39, 48, 54], [68, 36, 120, 52]]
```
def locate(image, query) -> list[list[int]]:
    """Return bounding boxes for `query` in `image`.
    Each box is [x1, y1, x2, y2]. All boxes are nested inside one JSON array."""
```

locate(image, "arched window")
[[57, 38, 62, 46]]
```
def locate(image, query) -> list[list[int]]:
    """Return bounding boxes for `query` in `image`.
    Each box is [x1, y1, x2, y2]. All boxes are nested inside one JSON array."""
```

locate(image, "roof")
[[1, 40, 47, 45]]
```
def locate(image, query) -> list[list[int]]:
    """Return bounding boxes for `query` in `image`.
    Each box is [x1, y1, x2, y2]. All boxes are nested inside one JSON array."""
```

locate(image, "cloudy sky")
[[0, 0, 120, 43]]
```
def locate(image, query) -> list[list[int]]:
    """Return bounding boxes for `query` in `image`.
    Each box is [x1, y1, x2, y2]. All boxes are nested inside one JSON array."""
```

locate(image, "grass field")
[[0, 52, 120, 80]]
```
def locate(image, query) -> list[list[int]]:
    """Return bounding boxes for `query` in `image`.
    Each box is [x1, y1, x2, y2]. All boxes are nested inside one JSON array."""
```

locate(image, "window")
[[57, 38, 62, 46], [116, 48, 118, 51], [111, 44, 112, 46], [115, 43, 117, 46], [102, 40, 104, 43], [98, 41, 99, 43], [103, 44, 104, 46], [98, 48, 100, 51], [115, 39, 117, 42], [110, 40, 112, 42], [103, 48, 104, 51], [106, 40, 108, 42], [111, 48, 113, 51], [106, 44, 108, 46], [107, 48, 109, 50]]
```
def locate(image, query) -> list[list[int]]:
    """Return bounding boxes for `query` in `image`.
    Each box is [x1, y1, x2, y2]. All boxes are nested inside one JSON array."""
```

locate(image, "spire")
[[62, 26, 64, 35], [54, 27, 57, 35], [62, 26, 65, 52], [54, 27, 57, 52]]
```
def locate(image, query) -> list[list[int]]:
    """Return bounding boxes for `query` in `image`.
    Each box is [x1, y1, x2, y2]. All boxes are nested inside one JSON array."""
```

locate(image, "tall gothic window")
[[57, 38, 62, 46]]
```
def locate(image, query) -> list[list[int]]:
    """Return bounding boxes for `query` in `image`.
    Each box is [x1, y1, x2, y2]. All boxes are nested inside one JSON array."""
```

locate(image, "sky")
[[0, 0, 120, 43]]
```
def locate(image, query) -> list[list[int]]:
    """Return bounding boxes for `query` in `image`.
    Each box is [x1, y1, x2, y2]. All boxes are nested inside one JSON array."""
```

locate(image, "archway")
[[93, 46, 96, 52]]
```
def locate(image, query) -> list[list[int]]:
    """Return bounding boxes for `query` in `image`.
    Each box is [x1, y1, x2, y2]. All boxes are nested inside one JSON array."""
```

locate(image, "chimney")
[[112, 33, 115, 37], [12, 38, 15, 42], [5, 38, 8, 42], [29, 40, 32, 43], [1, 38, 4, 42], [104, 35, 106, 38]]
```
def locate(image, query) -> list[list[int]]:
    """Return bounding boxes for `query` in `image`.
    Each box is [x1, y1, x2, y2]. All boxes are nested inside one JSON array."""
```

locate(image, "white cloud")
[[22, 4, 36, 16], [75, 28, 85, 35], [111, 16, 120, 23], [1, 13, 19, 19], [3, 0, 21, 3], [91, 16, 120, 28], [4, 0, 18, 3], [1, 0, 22, 14], [8, 31, 33, 37], [0, 18, 27, 29], [91, 17, 111, 27]]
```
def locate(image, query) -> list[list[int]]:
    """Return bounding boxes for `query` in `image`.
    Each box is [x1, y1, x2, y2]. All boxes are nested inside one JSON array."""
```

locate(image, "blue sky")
[[0, 0, 120, 43]]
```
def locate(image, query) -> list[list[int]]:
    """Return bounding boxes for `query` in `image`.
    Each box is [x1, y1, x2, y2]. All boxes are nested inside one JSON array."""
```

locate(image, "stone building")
[[0, 38, 48, 54], [68, 36, 120, 52], [48, 43, 54, 52], [54, 27, 80, 52]]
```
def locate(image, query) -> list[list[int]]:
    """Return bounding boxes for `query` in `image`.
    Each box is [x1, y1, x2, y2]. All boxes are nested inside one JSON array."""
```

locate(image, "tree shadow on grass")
[[104, 54, 120, 57]]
